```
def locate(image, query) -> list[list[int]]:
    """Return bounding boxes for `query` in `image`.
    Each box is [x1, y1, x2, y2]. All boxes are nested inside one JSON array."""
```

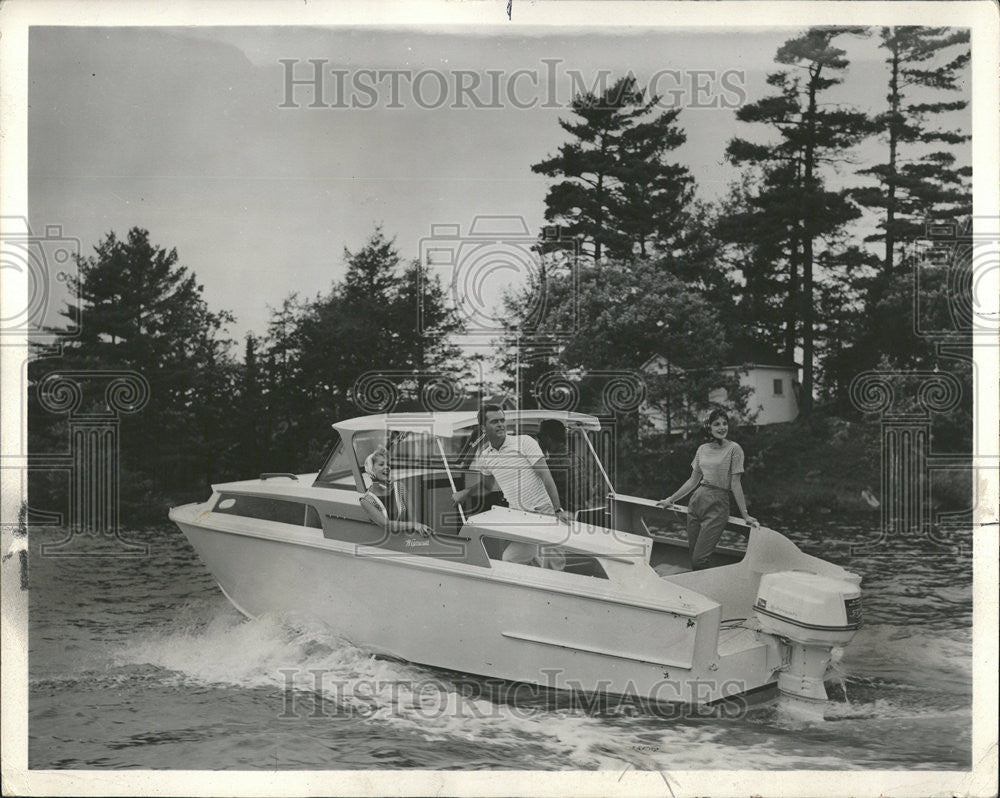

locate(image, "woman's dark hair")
[[702, 407, 733, 441], [707, 408, 730, 427]]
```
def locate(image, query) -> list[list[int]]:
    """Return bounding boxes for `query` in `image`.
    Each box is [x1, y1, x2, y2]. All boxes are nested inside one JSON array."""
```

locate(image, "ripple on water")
[[27, 522, 974, 770]]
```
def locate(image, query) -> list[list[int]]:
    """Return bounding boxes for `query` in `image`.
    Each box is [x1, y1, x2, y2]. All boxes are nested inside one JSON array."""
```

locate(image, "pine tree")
[[257, 228, 465, 468], [531, 75, 693, 261], [723, 27, 869, 413], [240, 334, 264, 474], [35, 227, 236, 515], [852, 27, 971, 276]]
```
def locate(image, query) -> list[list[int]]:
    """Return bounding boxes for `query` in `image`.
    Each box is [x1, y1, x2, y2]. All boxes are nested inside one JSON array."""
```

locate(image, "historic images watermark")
[[914, 217, 999, 342], [276, 667, 750, 721], [419, 216, 580, 339], [0, 216, 80, 339], [278, 60, 747, 111], [848, 218, 999, 554], [32, 370, 151, 557], [1, 216, 150, 557], [346, 365, 648, 555], [343, 213, 662, 552]]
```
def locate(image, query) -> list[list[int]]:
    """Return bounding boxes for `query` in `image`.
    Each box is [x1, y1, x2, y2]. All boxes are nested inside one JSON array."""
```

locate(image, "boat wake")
[[114, 600, 700, 767], [835, 623, 972, 692], [106, 605, 970, 770]]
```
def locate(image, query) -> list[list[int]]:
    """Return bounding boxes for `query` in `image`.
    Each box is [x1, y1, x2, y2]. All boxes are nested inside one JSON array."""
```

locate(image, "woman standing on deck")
[[657, 409, 758, 570]]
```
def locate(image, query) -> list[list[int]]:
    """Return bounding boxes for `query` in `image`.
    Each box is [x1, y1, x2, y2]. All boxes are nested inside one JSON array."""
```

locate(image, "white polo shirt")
[[472, 434, 554, 513]]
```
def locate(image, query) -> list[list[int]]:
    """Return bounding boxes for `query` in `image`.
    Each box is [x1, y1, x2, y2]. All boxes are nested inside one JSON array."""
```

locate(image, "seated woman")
[[359, 445, 433, 537]]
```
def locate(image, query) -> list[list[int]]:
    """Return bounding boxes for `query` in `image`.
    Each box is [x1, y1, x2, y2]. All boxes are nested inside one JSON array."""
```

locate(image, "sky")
[[28, 24, 968, 353]]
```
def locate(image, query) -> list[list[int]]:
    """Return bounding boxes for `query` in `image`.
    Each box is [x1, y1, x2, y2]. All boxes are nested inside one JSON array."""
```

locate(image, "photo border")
[[1, 1, 997, 796]]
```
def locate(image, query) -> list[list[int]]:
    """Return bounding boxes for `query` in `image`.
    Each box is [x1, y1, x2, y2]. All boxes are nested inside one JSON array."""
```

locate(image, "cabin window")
[[213, 493, 321, 528], [773, 378, 783, 396], [313, 432, 355, 488], [350, 430, 470, 488], [481, 536, 608, 579]]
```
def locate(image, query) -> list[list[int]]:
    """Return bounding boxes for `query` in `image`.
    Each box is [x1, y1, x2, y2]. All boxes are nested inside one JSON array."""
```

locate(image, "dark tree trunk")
[[885, 32, 901, 276]]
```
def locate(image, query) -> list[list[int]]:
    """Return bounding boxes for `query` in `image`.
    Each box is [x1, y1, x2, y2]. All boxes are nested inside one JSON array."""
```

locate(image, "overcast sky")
[[28, 25, 968, 350]]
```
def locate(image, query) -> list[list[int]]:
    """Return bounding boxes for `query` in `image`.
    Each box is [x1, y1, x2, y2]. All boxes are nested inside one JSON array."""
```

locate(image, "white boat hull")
[[172, 502, 780, 705]]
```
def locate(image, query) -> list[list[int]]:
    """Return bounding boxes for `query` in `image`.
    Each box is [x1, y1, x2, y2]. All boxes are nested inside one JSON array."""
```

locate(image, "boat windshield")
[[313, 431, 355, 487], [320, 417, 614, 503], [351, 429, 473, 479]]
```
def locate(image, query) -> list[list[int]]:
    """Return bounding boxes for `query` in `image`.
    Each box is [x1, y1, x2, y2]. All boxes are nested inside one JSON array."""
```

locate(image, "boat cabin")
[[304, 411, 749, 576]]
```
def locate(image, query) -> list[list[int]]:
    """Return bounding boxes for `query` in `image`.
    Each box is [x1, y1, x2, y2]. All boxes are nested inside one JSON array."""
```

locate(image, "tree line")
[[28, 26, 972, 522], [27, 228, 465, 520], [515, 26, 970, 419]]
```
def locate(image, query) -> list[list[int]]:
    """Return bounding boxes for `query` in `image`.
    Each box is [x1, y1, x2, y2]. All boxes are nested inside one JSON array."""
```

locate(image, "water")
[[27, 521, 973, 770]]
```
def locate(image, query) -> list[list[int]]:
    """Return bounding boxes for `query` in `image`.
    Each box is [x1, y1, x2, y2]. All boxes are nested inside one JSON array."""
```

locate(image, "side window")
[[481, 536, 608, 579], [773, 378, 784, 396], [214, 494, 317, 527], [313, 432, 355, 488]]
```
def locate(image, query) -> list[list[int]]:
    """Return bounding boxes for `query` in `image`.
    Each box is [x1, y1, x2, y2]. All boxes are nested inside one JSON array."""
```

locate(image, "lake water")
[[27, 520, 972, 770]]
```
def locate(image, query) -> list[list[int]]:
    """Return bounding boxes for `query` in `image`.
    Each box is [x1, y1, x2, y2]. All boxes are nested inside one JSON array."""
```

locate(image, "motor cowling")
[[754, 570, 862, 701]]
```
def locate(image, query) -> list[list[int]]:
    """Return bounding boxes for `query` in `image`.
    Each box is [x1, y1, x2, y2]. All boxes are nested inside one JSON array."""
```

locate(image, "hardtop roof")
[[333, 410, 602, 437]]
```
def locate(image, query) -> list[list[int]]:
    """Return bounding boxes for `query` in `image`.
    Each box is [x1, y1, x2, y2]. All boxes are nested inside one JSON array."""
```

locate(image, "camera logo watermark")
[[279, 60, 747, 112], [419, 215, 579, 338], [914, 217, 1000, 340], [351, 371, 470, 414], [0, 216, 80, 338]]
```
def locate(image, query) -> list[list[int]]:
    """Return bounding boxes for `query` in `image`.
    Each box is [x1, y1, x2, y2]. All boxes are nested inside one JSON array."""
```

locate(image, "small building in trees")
[[640, 343, 800, 435]]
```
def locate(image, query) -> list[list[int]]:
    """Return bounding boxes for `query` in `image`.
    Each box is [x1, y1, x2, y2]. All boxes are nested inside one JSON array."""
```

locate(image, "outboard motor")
[[754, 571, 862, 701]]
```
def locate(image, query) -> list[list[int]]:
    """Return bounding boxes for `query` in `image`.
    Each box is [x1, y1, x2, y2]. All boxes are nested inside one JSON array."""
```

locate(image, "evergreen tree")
[[851, 27, 971, 275], [613, 105, 694, 258], [239, 334, 265, 474], [31, 227, 236, 517], [825, 29, 971, 406], [257, 228, 465, 470], [723, 27, 869, 413], [531, 75, 694, 261], [717, 163, 805, 357]]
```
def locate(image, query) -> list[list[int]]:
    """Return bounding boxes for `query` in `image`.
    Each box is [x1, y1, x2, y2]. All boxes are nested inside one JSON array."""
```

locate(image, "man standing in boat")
[[451, 405, 571, 525]]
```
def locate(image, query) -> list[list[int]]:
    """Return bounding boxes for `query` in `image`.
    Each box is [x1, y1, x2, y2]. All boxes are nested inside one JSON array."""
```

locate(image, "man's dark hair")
[[478, 403, 504, 429], [538, 419, 566, 450]]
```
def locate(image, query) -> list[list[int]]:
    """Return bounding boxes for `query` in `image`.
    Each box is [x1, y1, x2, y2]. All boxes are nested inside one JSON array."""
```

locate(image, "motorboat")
[[169, 410, 862, 707]]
